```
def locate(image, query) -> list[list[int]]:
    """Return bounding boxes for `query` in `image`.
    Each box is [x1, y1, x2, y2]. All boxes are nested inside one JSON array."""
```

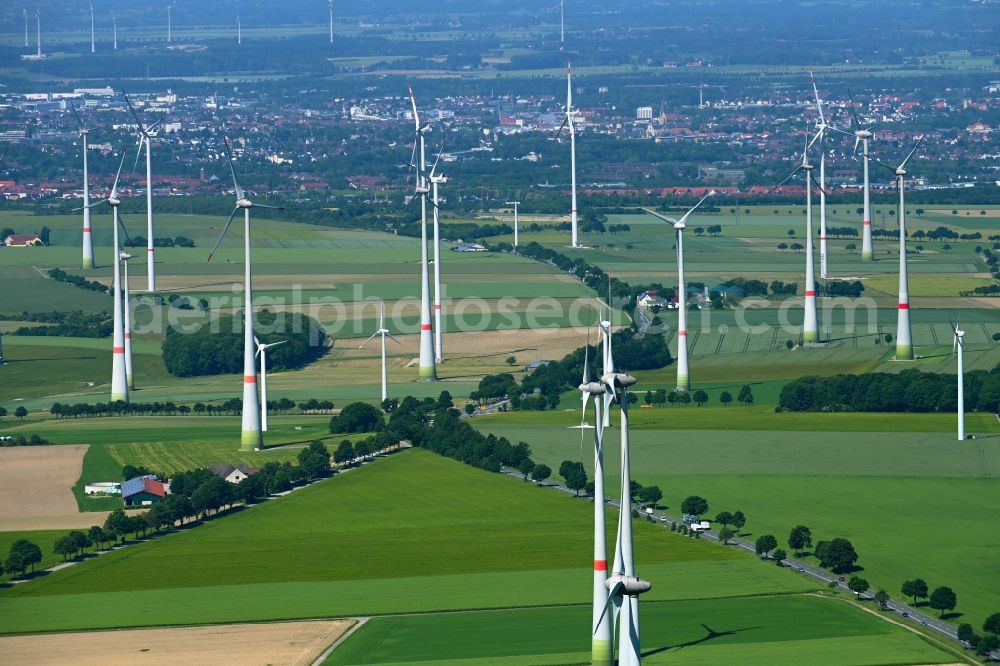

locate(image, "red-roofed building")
[[4, 234, 42, 247]]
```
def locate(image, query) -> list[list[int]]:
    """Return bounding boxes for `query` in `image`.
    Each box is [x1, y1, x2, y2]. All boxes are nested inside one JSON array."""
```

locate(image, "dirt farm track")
[[0, 620, 355, 665]]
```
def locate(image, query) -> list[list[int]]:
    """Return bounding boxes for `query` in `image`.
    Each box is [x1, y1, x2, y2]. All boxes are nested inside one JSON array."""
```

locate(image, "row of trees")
[[0, 406, 29, 420], [957, 613, 1000, 658], [8, 310, 112, 338], [779, 368, 1000, 413], [0, 433, 51, 447], [46, 268, 108, 294], [900, 578, 958, 617], [49, 398, 343, 419]]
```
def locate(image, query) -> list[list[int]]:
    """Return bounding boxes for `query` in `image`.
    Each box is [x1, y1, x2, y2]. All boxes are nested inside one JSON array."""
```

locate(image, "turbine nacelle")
[[855, 129, 873, 139], [605, 574, 652, 597], [579, 381, 606, 395], [236, 197, 253, 209]]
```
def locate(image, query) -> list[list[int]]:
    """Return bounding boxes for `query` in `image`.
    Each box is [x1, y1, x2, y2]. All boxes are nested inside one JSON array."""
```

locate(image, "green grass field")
[[477, 412, 1000, 625], [0, 449, 817, 632], [326, 596, 954, 666]]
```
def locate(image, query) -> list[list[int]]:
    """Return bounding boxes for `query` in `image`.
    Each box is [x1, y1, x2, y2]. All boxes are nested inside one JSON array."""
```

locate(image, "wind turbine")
[[24, 8, 28, 48], [35, 9, 42, 59], [254, 337, 286, 432], [237, 14, 241, 45], [123, 91, 163, 293], [594, 349, 650, 665], [121, 251, 135, 390], [328, 0, 334, 44], [809, 72, 831, 279], [554, 63, 580, 248], [574, 329, 613, 665], [359, 299, 400, 403], [951, 321, 965, 441], [642, 191, 716, 391], [167, 3, 173, 43], [112, 11, 117, 50], [773, 137, 822, 344], [70, 103, 96, 270], [506, 200, 520, 248], [560, 0, 565, 47], [68, 148, 131, 402], [872, 138, 923, 361], [408, 85, 436, 380], [833, 94, 878, 261], [90, 4, 95, 53], [429, 150, 447, 362], [208, 136, 284, 450]]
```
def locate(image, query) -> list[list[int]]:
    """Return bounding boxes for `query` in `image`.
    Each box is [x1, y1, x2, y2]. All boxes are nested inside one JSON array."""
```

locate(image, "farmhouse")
[[207, 464, 260, 484], [121, 475, 166, 507], [4, 234, 42, 247]]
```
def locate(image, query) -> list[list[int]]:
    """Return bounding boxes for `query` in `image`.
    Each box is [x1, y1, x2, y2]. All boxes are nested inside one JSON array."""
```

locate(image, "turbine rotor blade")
[[640, 207, 678, 224], [386, 332, 402, 345], [122, 91, 148, 135], [109, 145, 130, 200], [207, 207, 240, 263], [899, 137, 924, 170], [70, 101, 84, 130], [222, 136, 245, 201], [359, 331, 379, 348], [593, 581, 624, 634]]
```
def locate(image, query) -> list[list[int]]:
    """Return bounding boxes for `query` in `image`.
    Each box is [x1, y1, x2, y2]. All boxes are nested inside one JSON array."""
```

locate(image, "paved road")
[[502, 468, 988, 660]]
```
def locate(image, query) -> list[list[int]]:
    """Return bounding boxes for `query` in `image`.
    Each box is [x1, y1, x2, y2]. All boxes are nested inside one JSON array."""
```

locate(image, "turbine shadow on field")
[[643, 623, 760, 656]]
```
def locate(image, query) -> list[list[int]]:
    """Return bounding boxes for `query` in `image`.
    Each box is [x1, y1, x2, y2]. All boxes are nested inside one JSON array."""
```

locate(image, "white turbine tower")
[[112, 11, 118, 50], [773, 138, 822, 344], [594, 355, 649, 665], [121, 250, 135, 390], [574, 330, 613, 665], [70, 103, 95, 269], [90, 4, 95, 53], [555, 63, 580, 248], [809, 72, 831, 279], [506, 200, 520, 248], [255, 337, 286, 432], [359, 299, 400, 403], [24, 8, 29, 48], [642, 191, 715, 391], [409, 86, 436, 380], [35, 9, 42, 59], [429, 151, 447, 362], [208, 137, 284, 450], [69, 148, 130, 402], [123, 92, 162, 293], [951, 321, 965, 441], [237, 14, 241, 45], [328, 0, 334, 44], [167, 3, 172, 43], [560, 0, 565, 46], [873, 138, 923, 361], [834, 96, 878, 262]]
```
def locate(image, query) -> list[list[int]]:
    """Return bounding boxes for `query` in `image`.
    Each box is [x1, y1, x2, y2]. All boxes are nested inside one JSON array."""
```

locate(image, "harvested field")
[[0, 446, 87, 522], [0, 620, 354, 666]]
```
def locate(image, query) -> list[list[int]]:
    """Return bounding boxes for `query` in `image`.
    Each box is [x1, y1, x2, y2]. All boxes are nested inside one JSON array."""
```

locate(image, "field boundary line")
[[310, 617, 368, 666]]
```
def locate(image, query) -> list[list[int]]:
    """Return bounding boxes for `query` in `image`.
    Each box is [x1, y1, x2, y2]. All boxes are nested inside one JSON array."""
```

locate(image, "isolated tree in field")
[[874, 589, 890, 609], [930, 586, 957, 617], [718, 527, 735, 544], [720, 391, 733, 406], [14, 406, 27, 420], [333, 440, 355, 466], [329, 402, 383, 434], [505, 356, 517, 366], [0, 406, 6, 420], [715, 511, 734, 529], [531, 464, 551, 484], [8, 539, 42, 574], [788, 525, 812, 555], [755, 534, 778, 558], [681, 495, 708, 516], [777, 242, 788, 252], [984, 613, 1000, 636], [692, 390, 708, 407], [848, 576, 870, 597], [518, 457, 535, 481], [639, 485, 662, 509], [732, 511, 746, 533], [817, 537, 858, 573], [53, 535, 75, 561], [901, 578, 929, 605], [978, 635, 1000, 657], [559, 461, 587, 496], [772, 548, 787, 566], [957, 623, 977, 646], [737, 385, 754, 405]]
